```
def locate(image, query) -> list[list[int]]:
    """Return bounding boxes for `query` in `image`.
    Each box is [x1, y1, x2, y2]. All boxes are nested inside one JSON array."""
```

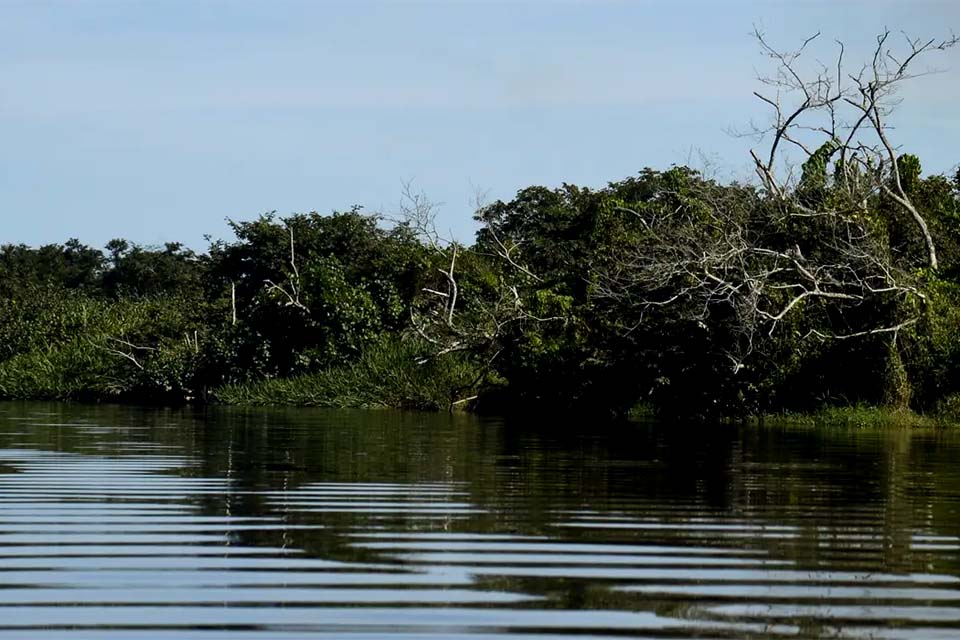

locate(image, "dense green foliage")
[[1, 161, 959, 420], [0, 210, 442, 405]]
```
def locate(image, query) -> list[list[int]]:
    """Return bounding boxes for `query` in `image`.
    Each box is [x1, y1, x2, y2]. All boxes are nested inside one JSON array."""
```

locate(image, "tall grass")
[[762, 404, 952, 429], [0, 339, 119, 400], [0, 287, 206, 401], [214, 338, 483, 411]]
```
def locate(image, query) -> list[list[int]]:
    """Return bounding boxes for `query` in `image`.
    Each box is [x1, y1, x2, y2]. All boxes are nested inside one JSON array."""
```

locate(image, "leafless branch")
[[264, 223, 310, 314], [747, 28, 956, 269]]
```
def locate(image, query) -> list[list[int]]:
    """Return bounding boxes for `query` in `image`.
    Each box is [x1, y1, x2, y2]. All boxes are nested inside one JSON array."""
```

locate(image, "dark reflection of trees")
[[3, 401, 960, 583]]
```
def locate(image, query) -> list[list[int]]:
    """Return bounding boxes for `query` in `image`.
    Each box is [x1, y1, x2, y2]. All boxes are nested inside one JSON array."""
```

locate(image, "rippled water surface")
[[1, 404, 959, 638]]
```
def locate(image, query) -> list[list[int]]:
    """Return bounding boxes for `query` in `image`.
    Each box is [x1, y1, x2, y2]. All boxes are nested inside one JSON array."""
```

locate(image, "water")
[[0, 404, 959, 638]]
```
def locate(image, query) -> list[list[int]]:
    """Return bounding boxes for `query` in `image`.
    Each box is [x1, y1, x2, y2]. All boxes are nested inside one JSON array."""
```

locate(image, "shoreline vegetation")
[[762, 406, 950, 429], [4, 30, 960, 425]]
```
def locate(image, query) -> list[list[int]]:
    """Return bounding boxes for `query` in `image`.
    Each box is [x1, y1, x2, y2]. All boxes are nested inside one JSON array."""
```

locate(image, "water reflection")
[[0, 402, 958, 638]]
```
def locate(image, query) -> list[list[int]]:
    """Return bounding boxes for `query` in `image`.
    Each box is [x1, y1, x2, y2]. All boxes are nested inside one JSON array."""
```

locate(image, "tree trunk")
[[881, 341, 912, 410]]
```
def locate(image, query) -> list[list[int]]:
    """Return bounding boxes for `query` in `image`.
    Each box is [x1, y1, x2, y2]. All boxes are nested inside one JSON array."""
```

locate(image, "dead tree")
[[594, 30, 956, 374], [747, 28, 957, 269], [595, 178, 925, 372]]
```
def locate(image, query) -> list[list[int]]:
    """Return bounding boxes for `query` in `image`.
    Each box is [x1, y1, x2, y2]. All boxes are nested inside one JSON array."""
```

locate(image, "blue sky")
[[2, 0, 959, 249]]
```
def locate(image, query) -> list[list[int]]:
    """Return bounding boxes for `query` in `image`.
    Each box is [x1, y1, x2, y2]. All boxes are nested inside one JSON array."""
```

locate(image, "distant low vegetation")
[[3, 30, 960, 421]]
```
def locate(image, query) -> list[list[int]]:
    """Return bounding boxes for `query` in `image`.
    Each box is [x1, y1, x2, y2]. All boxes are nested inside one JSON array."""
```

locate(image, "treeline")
[[0, 211, 466, 408], [1, 158, 959, 420]]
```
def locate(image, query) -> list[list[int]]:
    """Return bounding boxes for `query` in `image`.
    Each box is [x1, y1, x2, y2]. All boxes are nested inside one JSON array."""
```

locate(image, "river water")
[[0, 403, 958, 638]]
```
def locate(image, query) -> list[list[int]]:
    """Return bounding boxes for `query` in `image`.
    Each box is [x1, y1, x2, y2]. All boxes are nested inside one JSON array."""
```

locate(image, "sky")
[[2, 0, 959, 250]]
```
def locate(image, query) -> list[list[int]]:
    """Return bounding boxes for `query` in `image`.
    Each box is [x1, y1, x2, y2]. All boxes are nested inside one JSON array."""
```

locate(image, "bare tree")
[[594, 30, 956, 375], [595, 178, 925, 372], [396, 179, 444, 249], [747, 28, 957, 269]]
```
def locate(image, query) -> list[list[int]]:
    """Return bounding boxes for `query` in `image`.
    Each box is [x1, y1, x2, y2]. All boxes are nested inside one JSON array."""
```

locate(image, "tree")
[[580, 30, 959, 415], [746, 29, 957, 270], [206, 209, 429, 377]]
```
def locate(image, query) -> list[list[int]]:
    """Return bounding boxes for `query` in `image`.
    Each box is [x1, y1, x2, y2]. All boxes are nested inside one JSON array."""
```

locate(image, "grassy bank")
[[760, 405, 955, 429], [623, 399, 958, 429], [212, 338, 485, 411]]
